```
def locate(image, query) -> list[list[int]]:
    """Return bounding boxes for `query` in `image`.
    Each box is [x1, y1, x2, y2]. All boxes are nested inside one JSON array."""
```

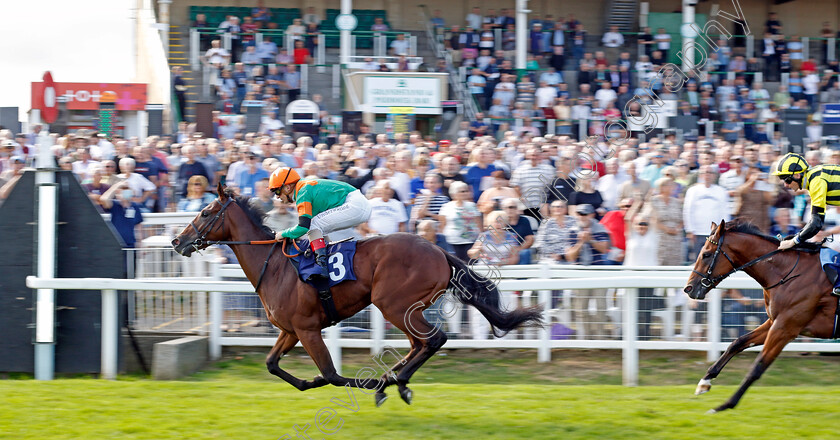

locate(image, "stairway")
[[167, 24, 202, 123], [604, 0, 639, 33]]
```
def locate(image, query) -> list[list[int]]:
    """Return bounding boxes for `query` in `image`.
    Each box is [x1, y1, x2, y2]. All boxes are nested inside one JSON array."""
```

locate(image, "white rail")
[[25, 273, 840, 384]]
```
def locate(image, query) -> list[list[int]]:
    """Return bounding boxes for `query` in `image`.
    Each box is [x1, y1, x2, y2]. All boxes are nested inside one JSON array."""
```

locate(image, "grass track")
[[2, 349, 840, 439], [2, 382, 838, 439]]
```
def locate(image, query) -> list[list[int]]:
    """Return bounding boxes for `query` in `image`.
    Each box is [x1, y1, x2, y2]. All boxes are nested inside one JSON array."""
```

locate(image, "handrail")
[[25, 273, 840, 384]]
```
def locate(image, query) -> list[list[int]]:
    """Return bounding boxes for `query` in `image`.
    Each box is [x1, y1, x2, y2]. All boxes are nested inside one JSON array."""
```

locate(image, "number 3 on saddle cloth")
[[285, 238, 358, 289]]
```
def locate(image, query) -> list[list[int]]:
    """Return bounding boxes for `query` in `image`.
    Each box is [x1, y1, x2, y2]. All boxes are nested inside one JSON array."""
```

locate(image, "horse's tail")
[[444, 252, 544, 336]]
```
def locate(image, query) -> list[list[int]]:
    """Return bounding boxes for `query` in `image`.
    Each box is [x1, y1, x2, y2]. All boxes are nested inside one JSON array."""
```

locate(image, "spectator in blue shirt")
[[468, 68, 487, 109], [99, 181, 144, 248], [237, 152, 270, 197], [464, 146, 498, 201], [256, 36, 278, 64]]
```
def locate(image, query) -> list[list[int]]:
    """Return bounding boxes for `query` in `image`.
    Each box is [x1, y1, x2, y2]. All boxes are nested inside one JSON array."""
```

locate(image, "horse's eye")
[[702, 252, 712, 259], [201, 210, 210, 217]]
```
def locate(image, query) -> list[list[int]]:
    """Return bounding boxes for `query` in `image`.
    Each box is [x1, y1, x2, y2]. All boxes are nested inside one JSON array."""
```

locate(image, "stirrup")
[[833, 287, 840, 297]]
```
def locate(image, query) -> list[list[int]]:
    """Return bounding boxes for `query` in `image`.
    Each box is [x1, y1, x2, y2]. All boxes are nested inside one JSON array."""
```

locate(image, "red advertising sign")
[[41, 72, 58, 123], [31, 82, 148, 112]]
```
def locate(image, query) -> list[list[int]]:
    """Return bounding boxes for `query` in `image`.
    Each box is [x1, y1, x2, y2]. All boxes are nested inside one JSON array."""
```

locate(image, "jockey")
[[268, 167, 372, 280], [773, 152, 840, 294]]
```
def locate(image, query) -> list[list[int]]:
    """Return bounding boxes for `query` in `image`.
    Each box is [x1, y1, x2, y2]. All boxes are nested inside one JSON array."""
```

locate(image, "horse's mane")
[[725, 219, 780, 244], [224, 188, 274, 239]]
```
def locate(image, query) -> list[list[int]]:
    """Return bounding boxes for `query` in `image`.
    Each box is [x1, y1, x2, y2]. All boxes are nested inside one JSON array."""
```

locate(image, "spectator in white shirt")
[[601, 25, 624, 63], [594, 81, 618, 109], [654, 28, 671, 58], [466, 7, 483, 30], [683, 165, 730, 261], [535, 81, 558, 108], [363, 181, 408, 235], [302, 7, 321, 27], [390, 33, 410, 56], [203, 40, 231, 69]]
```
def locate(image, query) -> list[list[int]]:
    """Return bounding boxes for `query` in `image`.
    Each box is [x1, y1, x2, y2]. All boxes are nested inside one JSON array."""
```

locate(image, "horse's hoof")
[[399, 387, 413, 405], [375, 392, 388, 407], [705, 409, 717, 415], [695, 379, 712, 395]]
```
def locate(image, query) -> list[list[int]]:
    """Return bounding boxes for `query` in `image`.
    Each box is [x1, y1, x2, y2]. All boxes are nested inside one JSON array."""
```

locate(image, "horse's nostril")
[[172, 238, 180, 247], [684, 285, 693, 294]]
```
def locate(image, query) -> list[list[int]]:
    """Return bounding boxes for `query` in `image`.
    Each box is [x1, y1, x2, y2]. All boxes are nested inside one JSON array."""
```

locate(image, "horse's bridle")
[[692, 228, 799, 291], [693, 231, 737, 289], [186, 198, 234, 252]]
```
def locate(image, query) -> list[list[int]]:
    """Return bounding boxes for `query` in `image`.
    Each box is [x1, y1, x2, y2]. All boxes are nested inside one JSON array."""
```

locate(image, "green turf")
[[2, 349, 840, 439]]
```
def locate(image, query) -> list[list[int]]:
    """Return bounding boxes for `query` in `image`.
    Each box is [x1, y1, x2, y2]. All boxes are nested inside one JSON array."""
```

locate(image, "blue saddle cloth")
[[819, 248, 840, 289], [286, 239, 358, 288]]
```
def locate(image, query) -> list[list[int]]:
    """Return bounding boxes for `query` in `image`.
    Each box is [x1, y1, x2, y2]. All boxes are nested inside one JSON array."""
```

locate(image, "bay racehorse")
[[172, 184, 543, 405], [683, 219, 836, 413]]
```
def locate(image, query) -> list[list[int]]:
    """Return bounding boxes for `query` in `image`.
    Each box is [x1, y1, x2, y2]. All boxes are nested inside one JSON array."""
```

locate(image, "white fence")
[[26, 268, 840, 385]]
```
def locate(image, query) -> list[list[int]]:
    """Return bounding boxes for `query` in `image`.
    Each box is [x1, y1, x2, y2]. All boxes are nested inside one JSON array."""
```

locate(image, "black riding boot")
[[313, 246, 329, 280]]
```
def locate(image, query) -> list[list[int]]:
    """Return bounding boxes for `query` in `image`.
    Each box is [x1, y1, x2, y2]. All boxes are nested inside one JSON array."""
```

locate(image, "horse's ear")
[[710, 221, 718, 233], [217, 181, 226, 201]]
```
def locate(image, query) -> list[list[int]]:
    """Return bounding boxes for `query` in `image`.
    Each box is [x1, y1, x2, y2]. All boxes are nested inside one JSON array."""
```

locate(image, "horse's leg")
[[296, 329, 385, 391], [381, 307, 448, 405], [695, 318, 771, 395], [710, 319, 799, 413], [266, 331, 328, 391]]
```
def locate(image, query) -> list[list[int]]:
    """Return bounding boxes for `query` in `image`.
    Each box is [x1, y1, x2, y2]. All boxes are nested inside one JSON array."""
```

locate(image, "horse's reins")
[[693, 230, 801, 291], [186, 197, 304, 291], [698, 230, 840, 339]]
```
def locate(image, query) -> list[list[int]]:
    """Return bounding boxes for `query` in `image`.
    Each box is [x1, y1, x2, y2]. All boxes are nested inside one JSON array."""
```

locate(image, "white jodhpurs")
[[309, 190, 372, 242]]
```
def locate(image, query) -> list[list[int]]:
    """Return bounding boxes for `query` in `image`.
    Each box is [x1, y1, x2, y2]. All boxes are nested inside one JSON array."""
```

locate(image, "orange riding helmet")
[[268, 167, 301, 195]]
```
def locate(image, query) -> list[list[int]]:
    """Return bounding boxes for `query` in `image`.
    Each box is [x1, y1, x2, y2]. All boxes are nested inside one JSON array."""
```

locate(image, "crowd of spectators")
[[438, 8, 840, 142], [192, 6, 421, 120], [5, 123, 834, 339], [11, 8, 840, 339]]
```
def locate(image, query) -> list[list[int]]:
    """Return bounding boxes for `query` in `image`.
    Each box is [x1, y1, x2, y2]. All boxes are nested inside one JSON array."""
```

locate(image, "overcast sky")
[[0, 0, 135, 121]]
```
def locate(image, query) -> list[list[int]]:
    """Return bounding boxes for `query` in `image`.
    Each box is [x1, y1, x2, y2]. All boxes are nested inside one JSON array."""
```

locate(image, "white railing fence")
[[26, 270, 840, 385]]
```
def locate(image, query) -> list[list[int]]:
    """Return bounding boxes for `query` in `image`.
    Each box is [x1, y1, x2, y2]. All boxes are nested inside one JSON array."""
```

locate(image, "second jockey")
[[268, 167, 372, 280]]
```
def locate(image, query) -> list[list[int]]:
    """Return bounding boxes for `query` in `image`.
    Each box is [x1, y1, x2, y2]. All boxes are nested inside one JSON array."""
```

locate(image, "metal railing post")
[[495, 28, 503, 52], [802, 37, 810, 61], [326, 324, 342, 375], [372, 305, 385, 356], [190, 28, 200, 70], [101, 289, 119, 380], [538, 289, 551, 362], [209, 257, 222, 360], [255, 32, 263, 46], [223, 32, 231, 52], [829, 38, 837, 62], [746, 35, 754, 59], [623, 288, 639, 386], [410, 35, 417, 57], [547, 119, 556, 135], [707, 289, 722, 362], [332, 64, 341, 100], [351, 34, 357, 57], [317, 33, 325, 73], [301, 63, 309, 97]]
